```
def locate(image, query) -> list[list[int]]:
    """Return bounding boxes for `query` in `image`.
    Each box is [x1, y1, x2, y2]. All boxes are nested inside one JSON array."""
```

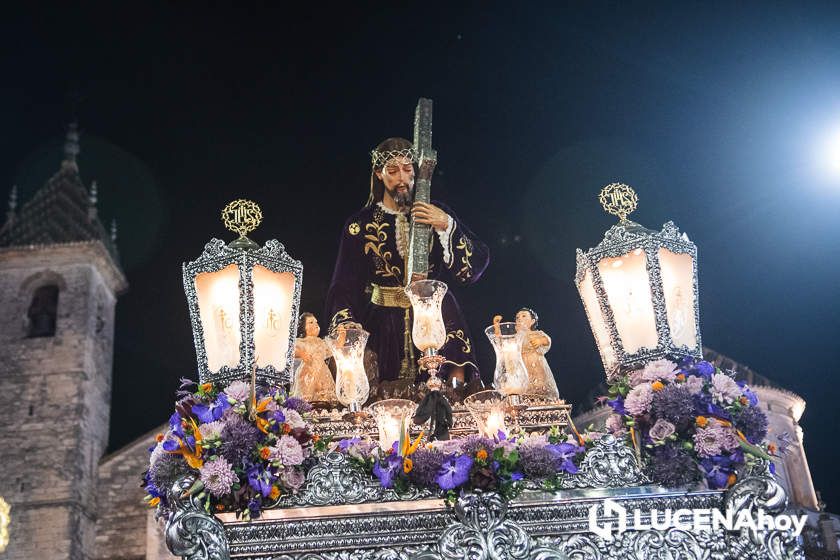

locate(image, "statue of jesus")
[[324, 137, 489, 389]]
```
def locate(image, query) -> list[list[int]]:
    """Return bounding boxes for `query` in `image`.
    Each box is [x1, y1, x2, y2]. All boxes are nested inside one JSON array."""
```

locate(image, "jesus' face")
[[376, 155, 415, 210]]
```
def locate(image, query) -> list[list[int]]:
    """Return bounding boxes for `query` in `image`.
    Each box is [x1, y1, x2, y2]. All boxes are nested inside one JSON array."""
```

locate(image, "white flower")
[[710, 373, 742, 404], [225, 380, 250, 402], [683, 375, 705, 395], [281, 408, 306, 430], [199, 420, 225, 440], [629, 359, 678, 387]]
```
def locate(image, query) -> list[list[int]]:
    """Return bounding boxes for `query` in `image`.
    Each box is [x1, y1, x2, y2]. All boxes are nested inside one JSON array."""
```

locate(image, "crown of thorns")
[[370, 147, 417, 169]]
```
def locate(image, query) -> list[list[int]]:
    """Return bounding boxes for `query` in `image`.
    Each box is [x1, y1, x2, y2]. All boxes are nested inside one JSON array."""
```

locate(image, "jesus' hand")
[[411, 202, 449, 231]]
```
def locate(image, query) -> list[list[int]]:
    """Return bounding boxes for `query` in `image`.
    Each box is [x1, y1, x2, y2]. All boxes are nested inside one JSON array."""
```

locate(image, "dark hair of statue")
[[298, 312, 316, 338], [518, 307, 539, 329], [366, 137, 416, 207]]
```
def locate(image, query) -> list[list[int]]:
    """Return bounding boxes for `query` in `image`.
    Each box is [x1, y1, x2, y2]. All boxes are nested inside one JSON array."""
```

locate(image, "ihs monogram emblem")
[[348, 222, 361, 236], [598, 183, 638, 222], [222, 199, 263, 237]]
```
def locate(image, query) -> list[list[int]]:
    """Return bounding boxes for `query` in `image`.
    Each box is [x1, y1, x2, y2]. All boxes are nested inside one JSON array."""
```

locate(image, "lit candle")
[[412, 305, 447, 351], [485, 410, 507, 438]]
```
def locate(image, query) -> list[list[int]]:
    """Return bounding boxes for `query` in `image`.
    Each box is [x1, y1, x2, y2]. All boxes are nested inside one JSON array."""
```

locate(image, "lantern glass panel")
[[597, 249, 657, 354], [252, 265, 295, 370], [578, 269, 617, 371], [195, 264, 241, 371], [658, 248, 697, 349]]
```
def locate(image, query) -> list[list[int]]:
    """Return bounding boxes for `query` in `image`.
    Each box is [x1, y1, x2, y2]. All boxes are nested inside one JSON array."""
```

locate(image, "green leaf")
[[738, 439, 772, 460]]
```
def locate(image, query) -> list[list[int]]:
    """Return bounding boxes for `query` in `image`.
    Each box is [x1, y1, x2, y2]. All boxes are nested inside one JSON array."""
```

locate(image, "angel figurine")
[[514, 307, 559, 399], [292, 312, 337, 404]]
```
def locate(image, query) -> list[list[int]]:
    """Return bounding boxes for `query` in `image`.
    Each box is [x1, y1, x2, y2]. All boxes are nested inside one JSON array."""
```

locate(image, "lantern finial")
[[222, 199, 263, 238], [598, 183, 638, 222]]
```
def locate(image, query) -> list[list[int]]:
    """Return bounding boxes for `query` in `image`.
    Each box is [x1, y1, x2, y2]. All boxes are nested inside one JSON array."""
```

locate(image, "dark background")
[[2, 3, 838, 508]]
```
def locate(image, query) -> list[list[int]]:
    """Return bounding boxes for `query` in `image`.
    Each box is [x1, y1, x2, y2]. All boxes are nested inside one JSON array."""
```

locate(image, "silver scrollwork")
[[165, 476, 230, 560]]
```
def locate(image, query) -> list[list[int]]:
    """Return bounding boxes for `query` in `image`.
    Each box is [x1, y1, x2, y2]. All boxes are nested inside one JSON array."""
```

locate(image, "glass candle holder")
[[369, 398, 417, 450], [405, 279, 448, 352], [484, 321, 529, 396], [325, 327, 370, 415], [464, 390, 508, 438]]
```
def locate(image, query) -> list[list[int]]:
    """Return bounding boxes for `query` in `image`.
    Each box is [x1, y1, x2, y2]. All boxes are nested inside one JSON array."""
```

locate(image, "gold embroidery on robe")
[[364, 222, 401, 280], [446, 329, 472, 354], [455, 235, 473, 280], [329, 308, 352, 333]]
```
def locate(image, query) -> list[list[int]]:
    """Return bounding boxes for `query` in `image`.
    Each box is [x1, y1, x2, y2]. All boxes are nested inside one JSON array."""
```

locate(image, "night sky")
[[2, 3, 839, 508]]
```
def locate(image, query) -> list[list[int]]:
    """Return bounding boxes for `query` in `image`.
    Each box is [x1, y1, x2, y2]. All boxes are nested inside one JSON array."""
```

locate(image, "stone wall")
[[94, 426, 168, 560]]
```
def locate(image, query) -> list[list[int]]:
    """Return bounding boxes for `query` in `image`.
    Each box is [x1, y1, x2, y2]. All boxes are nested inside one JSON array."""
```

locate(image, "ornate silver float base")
[[164, 437, 804, 560]]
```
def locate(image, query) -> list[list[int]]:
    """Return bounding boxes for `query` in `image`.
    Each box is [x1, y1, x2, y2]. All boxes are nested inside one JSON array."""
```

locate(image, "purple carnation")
[[735, 406, 768, 444], [648, 443, 701, 487], [693, 420, 740, 458], [270, 435, 305, 466], [220, 415, 261, 466], [199, 457, 238, 497], [651, 384, 695, 429]]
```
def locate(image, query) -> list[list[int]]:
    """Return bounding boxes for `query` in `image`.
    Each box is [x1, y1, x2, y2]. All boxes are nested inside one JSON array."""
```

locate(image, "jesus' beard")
[[392, 186, 413, 212]]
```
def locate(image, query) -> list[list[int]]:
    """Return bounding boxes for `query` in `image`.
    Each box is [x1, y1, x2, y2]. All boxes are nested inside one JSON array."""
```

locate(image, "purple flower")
[[510, 471, 524, 481], [735, 406, 768, 444], [648, 419, 676, 442], [192, 394, 231, 423], [220, 415, 261, 466], [436, 455, 473, 490], [629, 359, 678, 386], [710, 373, 742, 405], [649, 443, 701, 487], [225, 380, 251, 402], [169, 412, 184, 439], [283, 396, 313, 413], [547, 442, 583, 474], [700, 455, 735, 489], [279, 466, 306, 491], [270, 435, 305, 466], [693, 420, 740, 458], [695, 361, 715, 378], [683, 375, 705, 395], [200, 457, 238, 497], [624, 384, 654, 416], [459, 435, 495, 456], [338, 436, 362, 451], [247, 465, 276, 497], [606, 396, 626, 415], [519, 443, 557, 478], [737, 381, 759, 407], [373, 454, 402, 488], [281, 408, 306, 430], [148, 452, 189, 493], [651, 385, 695, 429], [408, 448, 448, 488]]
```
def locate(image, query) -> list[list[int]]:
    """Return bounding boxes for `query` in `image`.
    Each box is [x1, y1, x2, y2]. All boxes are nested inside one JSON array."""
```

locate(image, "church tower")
[[0, 124, 127, 559]]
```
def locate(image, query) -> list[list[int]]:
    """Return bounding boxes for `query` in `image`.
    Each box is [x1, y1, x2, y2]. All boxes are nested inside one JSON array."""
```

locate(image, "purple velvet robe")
[[324, 201, 489, 382]]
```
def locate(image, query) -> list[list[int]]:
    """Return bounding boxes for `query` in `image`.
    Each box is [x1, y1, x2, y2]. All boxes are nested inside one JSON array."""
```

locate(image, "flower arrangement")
[[143, 378, 323, 519], [334, 426, 586, 504], [602, 357, 775, 489]]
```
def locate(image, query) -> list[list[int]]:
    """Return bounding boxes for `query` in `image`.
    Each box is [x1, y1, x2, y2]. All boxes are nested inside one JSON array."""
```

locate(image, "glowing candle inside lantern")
[[485, 322, 529, 396], [412, 305, 447, 351], [326, 328, 370, 409], [370, 399, 416, 449]]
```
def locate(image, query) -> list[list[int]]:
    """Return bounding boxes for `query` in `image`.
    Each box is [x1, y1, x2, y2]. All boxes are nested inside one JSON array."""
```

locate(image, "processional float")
[[146, 99, 804, 560]]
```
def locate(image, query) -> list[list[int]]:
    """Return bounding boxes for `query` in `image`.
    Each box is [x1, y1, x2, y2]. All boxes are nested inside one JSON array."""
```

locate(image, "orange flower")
[[403, 458, 413, 474], [155, 433, 165, 442], [675, 373, 686, 382], [312, 434, 321, 442], [215, 504, 225, 512], [739, 396, 749, 406], [282, 423, 292, 434], [695, 416, 708, 427], [651, 381, 665, 392], [260, 447, 271, 460], [148, 496, 160, 507], [476, 449, 488, 461], [727, 473, 737, 488], [256, 417, 271, 434], [401, 431, 425, 457], [200, 382, 213, 393], [269, 486, 281, 500], [768, 443, 777, 454]]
